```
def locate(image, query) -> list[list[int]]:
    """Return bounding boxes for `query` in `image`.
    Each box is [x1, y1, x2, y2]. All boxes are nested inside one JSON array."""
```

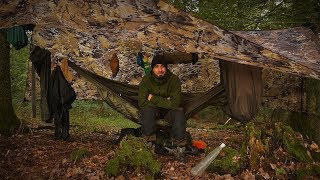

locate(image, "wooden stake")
[[31, 63, 36, 118]]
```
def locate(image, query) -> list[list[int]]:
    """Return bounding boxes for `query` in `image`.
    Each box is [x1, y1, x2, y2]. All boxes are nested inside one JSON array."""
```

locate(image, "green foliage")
[[13, 99, 139, 134], [70, 149, 89, 162], [10, 45, 29, 105], [69, 100, 139, 133], [207, 147, 242, 175], [105, 136, 161, 177], [165, 0, 320, 32]]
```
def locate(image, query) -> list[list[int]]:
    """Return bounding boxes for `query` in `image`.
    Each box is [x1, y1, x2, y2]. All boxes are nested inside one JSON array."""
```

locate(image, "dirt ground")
[[0, 126, 246, 179], [0, 125, 319, 179]]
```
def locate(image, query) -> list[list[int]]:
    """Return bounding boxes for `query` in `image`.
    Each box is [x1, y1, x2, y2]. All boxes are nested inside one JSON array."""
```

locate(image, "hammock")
[[68, 61, 227, 124]]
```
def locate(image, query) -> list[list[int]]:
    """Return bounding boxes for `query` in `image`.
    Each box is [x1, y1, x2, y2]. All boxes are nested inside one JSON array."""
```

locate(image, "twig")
[[224, 118, 231, 125]]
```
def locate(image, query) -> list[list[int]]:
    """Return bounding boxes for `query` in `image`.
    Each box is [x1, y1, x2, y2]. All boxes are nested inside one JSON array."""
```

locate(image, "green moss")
[[244, 122, 267, 170], [275, 167, 286, 175], [240, 140, 248, 166], [254, 107, 275, 122], [295, 166, 314, 180], [207, 147, 242, 175], [105, 159, 120, 176], [282, 125, 313, 163], [287, 111, 318, 144], [70, 149, 89, 162], [305, 78, 320, 115], [313, 165, 320, 174], [105, 136, 161, 178], [311, 151, 320, 162], [246, 122, 261, 138], [273, 123, 313, 163]]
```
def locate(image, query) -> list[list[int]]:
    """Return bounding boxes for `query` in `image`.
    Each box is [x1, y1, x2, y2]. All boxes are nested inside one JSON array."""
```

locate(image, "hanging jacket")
[[138, 70, 181, 109], [6, 25, 28, 50], [48, 66, 76, 116]]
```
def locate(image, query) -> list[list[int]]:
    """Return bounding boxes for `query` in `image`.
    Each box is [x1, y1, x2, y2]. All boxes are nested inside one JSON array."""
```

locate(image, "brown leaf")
[[270, 163, 277, 170], [310, 142, 320, 152], [110, 53, 119, 78], [259, 168, 270, 179]]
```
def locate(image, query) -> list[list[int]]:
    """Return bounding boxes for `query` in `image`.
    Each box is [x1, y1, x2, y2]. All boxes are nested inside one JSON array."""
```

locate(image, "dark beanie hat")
[[151, 55, 167, 69]]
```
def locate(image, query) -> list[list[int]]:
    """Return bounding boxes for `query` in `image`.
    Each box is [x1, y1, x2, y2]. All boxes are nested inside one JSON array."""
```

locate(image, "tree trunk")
[[0, 29, 19, 135]]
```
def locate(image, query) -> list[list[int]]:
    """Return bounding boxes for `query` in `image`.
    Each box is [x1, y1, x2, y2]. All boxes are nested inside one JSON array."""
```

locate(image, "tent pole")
[[31, 63, 36, 118]]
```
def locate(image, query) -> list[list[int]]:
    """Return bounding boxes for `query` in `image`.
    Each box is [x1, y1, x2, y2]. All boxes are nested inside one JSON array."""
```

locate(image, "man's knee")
[[171, 107, 185, 120]]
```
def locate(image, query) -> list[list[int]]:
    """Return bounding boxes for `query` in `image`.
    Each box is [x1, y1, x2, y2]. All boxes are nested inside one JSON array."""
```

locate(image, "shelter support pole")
[[31, 63, 36, 118]]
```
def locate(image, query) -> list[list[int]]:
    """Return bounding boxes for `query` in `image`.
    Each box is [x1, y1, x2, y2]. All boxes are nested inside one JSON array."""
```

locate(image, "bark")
[[0, 29, 19, 135]]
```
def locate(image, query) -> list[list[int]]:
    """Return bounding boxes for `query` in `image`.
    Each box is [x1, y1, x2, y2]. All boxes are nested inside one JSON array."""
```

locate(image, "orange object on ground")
[[192, 140, 207, 150]]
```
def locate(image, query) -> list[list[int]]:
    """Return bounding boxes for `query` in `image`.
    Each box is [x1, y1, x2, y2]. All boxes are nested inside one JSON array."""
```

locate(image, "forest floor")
[[0, 123, 245, 179], [1, 101, 320, 179], [1, 121, 319, 179]]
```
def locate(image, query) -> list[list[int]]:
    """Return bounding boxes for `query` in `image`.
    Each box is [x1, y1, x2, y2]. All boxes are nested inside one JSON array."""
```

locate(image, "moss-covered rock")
[[105, 136, 161, 178], [207, 147, 242, 175]]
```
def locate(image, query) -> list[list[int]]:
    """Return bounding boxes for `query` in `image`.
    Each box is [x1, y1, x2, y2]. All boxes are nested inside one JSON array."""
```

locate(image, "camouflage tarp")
[[1, 0, 320, 80]]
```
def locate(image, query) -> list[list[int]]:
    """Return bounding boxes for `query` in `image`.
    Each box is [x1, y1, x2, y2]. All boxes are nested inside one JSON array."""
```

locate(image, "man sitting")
[[138, 55, 187, 149]]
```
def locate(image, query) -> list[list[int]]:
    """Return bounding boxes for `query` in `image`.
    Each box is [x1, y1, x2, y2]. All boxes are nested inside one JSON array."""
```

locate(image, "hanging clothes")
[[6, 25, 28, 50], [29, 46, 52, 122], [48, 66, 76, 140]]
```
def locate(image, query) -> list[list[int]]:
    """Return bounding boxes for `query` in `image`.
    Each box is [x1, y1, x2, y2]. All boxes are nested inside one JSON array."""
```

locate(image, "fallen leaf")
[[270, 163, 277, 170], [259, 168, 270, 179], [310, 142, 319, 152]]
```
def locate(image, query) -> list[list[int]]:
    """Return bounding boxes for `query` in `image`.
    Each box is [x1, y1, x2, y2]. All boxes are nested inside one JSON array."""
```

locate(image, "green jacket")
[[138, 70, 182, 109]]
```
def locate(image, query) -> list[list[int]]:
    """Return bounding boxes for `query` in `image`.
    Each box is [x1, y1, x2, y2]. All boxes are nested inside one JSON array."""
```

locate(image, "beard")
[[156, 74, 165, 79]]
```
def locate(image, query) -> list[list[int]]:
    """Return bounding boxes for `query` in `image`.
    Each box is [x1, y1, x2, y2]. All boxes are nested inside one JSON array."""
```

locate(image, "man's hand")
[[148, 94, 153, 101]]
